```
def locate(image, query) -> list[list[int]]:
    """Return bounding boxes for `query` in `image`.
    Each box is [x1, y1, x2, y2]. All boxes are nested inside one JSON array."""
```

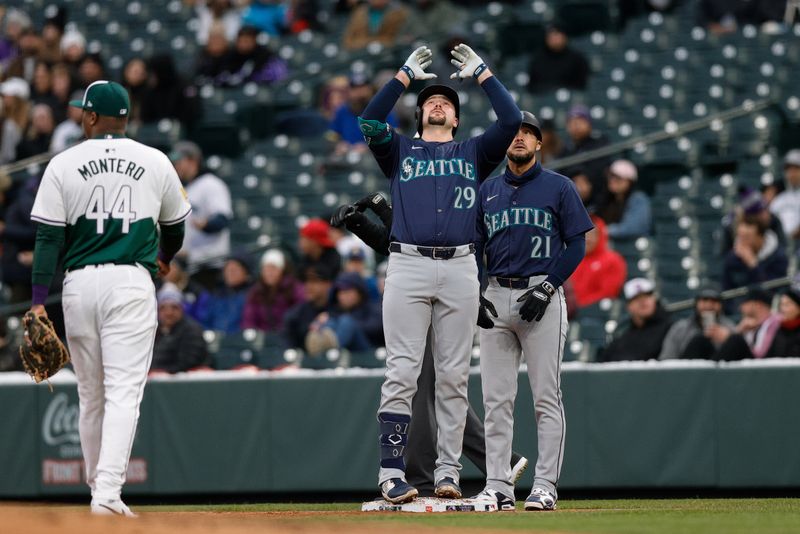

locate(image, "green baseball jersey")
[[30, 135, 192, 275]]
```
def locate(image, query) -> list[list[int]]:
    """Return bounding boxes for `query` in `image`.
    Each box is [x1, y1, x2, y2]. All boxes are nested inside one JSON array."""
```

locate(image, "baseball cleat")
[[90, 499, 137, 517], [434, 476, 462, 499], [524, 488, 557, 511], [380, 478, 418, 504], [472, 489, 515, 511], [511, 456, 529, 484]]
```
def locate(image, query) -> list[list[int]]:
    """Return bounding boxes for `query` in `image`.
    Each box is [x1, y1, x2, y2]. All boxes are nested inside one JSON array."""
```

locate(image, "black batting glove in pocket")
[[517, 282, 555, 322], [477, 294, 498, 329]]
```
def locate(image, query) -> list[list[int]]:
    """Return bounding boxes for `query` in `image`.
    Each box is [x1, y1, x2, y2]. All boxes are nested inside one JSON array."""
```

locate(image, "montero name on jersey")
[[77, 158, 146, 181]]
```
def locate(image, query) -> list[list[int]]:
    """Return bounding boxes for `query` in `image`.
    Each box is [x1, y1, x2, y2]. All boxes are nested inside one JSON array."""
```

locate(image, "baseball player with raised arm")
[[29, 81, 191, 517], [473, 111, 592, 511], [358, 44, 521, 504]]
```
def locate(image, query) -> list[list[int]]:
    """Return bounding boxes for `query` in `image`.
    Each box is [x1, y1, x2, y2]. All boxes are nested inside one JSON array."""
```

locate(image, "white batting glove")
[[400, 46, 436, 81], [449, 43, 488, 80]]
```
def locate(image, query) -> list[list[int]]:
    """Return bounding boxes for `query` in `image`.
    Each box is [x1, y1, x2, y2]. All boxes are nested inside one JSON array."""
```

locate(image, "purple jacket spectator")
[[241, 250, 305, 331]]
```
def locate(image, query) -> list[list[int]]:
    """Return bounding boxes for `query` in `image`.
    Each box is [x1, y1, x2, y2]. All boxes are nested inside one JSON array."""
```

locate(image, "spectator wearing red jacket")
[[571, 216, 627, 307]]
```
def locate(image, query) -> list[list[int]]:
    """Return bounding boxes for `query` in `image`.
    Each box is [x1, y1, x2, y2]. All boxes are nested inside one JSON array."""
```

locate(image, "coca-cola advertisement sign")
[[38, 389, 147, 488], [42, 393, 80, 448]]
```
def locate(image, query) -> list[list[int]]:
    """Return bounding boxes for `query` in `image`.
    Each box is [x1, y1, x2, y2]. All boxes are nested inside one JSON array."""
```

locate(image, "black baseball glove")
[[355, 193, 392, 227], [330, 204, 358, 227], [477, 295, 498, 329], [517, 282, 556, 322]]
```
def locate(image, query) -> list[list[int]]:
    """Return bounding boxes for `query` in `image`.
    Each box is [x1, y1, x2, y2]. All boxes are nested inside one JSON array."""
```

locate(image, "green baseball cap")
[[69, 80, 130, 117]]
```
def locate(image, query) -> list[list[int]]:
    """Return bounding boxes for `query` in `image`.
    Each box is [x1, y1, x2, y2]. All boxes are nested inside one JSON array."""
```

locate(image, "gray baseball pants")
[[378, 243, 479, 485], [479, 275, 567, 498]]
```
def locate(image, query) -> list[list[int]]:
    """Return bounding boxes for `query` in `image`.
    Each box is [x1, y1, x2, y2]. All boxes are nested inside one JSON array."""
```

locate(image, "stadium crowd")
[[0, 0, 798, 373]]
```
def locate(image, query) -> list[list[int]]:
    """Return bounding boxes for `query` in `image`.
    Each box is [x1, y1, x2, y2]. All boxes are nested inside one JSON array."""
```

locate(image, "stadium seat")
[[212, 330, 264, 370]]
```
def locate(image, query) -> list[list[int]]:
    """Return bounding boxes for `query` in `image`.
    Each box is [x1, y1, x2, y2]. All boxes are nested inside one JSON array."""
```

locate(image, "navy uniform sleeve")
[[474, 77, 522, 181], [359, 78, 406, 178], [560, 178, 594, 240], [543, 179, 594, 289]]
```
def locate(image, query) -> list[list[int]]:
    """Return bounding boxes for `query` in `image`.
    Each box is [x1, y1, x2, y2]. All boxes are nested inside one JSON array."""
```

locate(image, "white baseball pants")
[[61, 264, 157, 501]]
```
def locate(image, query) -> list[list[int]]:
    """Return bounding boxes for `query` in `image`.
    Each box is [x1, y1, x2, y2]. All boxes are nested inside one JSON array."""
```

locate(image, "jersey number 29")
[[454, 186, 475, 209], [85, 185, 137, 234]]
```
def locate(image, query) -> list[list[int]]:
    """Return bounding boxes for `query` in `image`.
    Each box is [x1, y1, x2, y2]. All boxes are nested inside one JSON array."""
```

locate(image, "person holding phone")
[[658, 284, 736, 360]]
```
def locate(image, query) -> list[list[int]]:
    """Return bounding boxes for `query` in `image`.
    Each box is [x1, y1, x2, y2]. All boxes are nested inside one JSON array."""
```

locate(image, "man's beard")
[[427, 114, 446, 126], [507, 149, 534, 165]]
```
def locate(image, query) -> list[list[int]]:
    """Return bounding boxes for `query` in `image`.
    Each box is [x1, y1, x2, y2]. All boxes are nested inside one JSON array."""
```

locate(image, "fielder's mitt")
[[19, 311, 70, 386]]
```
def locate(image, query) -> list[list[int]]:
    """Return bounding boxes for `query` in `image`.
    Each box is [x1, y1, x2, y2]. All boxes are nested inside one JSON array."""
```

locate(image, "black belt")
[[389, 242, 475, 260], [495, 274, 547, 289]]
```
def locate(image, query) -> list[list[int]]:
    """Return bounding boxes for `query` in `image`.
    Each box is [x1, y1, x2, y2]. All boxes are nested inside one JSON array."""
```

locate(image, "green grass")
[[139, 499, 800, 534]]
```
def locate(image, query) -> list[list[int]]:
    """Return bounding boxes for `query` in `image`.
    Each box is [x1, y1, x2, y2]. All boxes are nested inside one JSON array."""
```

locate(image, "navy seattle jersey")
[[476, 162, 594, 277], [360, 77, 521, 247], [371, 134, 505, 247]]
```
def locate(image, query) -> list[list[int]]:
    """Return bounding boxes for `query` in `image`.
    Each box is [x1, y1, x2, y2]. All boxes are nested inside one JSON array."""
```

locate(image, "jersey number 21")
[[531, 235, 552, 259], [85, 185, 137, 234]]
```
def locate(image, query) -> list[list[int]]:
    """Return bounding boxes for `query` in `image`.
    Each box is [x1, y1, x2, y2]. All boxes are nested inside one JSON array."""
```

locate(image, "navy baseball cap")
[[69, 80, 130, 118]]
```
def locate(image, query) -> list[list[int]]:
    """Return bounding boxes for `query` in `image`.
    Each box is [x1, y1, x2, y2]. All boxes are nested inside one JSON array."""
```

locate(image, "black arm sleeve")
[[159, 221, 185, 263], [545, 234, 586, 289]]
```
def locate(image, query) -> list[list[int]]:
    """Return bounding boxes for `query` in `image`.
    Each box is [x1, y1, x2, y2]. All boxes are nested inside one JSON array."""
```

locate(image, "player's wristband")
[[32, 284, 49, 306], [400, 65, 415, 80], [541, 281, 556, 297], [473, 63, 488, 78]]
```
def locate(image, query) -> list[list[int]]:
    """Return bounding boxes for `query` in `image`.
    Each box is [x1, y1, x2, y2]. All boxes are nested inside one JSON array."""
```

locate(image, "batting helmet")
[[520, 111, 542, 141], [415, 84, 460, 137]]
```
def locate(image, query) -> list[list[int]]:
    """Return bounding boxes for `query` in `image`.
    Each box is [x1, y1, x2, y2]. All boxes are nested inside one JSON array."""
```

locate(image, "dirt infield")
[[0, 505, 502, 534]]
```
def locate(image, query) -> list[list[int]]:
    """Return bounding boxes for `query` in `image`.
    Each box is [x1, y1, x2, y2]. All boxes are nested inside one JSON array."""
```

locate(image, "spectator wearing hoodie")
[[722, 216, 788, 313], [570, 216, 627, 307], [596, 159, 652, 240], [598, 278, 673, 362], [241, 249, 305, 332], [305, 271, 383, 354], [201, 254, 253, 333]]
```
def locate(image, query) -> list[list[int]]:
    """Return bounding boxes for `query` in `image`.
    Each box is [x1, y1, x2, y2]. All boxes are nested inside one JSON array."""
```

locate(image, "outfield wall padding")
[[1, 360, 798, 497]]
